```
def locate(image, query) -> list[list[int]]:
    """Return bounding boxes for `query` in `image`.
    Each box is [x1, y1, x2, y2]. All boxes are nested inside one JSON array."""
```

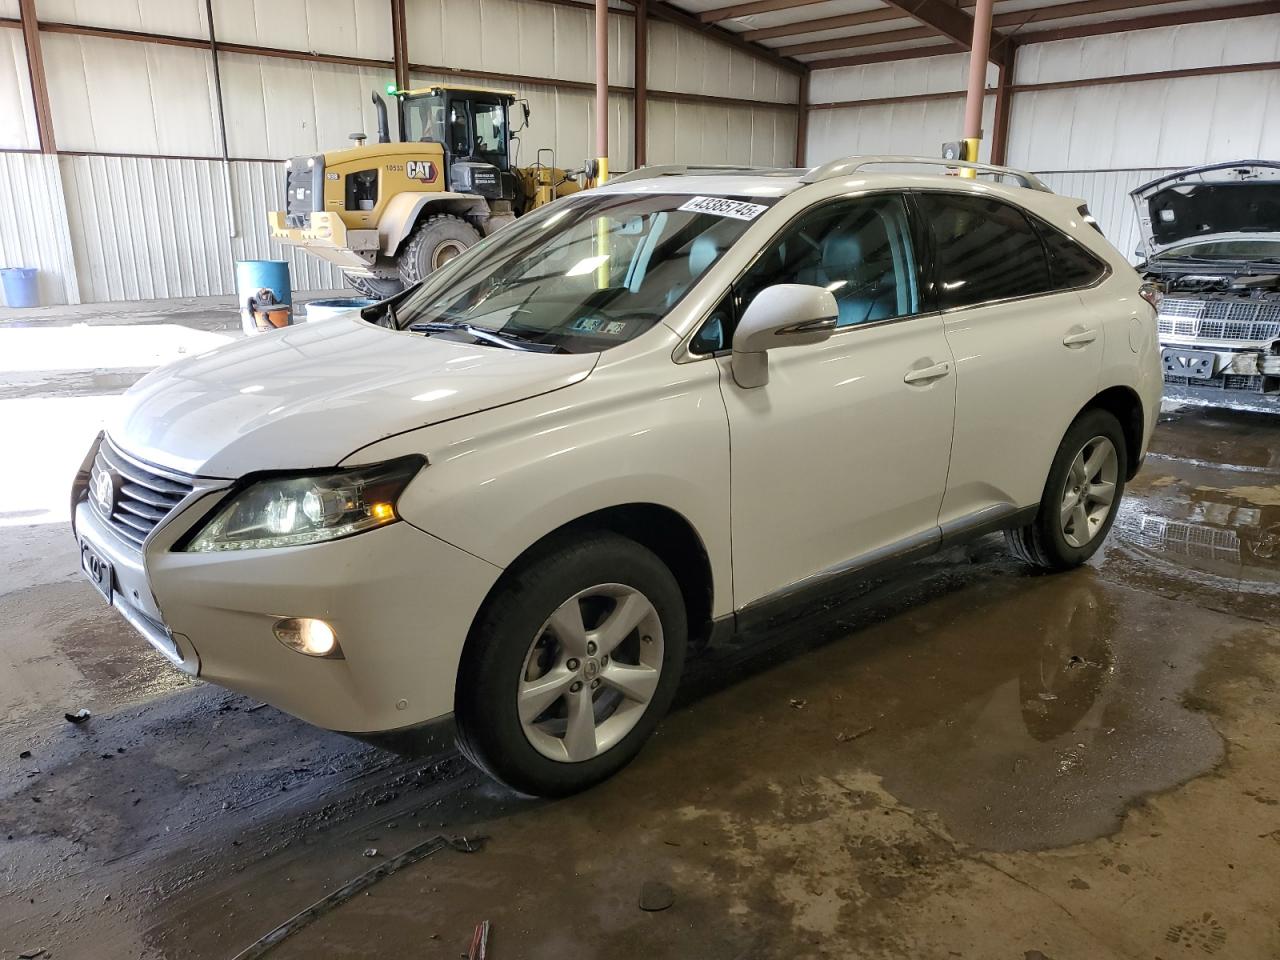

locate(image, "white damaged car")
[[1133, 160, 1280, 411], [73, 158, 1161, 796]]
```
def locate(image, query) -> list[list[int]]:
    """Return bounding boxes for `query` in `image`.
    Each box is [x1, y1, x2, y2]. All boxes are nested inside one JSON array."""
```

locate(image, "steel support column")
[[17, 0, 55, 153], [595, 0, 609, 181], [391, 0, 410, 92], [990, 45, 1016, 165], [961, 0, 994, 171], [794, 71, 809, 167], [633, 0, 647, 168]]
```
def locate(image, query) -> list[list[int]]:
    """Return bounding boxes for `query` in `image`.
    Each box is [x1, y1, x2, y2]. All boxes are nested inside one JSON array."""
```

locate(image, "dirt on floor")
[[1, 305, 1278, 960]]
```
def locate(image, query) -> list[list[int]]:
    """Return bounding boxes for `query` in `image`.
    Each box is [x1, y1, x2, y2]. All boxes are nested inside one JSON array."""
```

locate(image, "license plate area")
[[1162, 347, 1217, 379], [81, 539, 113, 603]]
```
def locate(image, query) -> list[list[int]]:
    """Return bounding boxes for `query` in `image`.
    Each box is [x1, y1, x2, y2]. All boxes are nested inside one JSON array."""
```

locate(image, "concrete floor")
[[2, 300, 1278, 960]]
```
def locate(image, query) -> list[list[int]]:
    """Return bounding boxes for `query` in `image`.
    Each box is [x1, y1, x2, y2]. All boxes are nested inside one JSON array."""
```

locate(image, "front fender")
[[343, 336, 735, 617], [378, 193, 491, 255]]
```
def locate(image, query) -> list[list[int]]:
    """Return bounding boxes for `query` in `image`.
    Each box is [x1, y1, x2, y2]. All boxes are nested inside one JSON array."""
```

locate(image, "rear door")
[[914, 191, 1105, 531]]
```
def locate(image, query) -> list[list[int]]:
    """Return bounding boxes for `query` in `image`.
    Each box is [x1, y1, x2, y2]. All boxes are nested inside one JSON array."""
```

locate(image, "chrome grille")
[[1158, 298, 1280, 342], [90, 439, 194, 548]]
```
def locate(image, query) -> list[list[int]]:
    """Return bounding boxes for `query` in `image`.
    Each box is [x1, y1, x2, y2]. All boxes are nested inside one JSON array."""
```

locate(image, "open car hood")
[[1131, 160, 1280, 260], [109, 313, 598, 478]]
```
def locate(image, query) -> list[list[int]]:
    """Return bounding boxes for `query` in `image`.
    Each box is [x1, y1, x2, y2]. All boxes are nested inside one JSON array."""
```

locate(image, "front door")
[[711, 193, 958, 607]]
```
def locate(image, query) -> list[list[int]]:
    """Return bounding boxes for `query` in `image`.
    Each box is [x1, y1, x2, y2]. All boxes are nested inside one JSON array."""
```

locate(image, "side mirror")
[[731, 284, 838, 388]]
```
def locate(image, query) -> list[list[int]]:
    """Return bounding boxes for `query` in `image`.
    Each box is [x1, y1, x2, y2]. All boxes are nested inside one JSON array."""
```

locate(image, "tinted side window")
[[1036, 221, 1108, 289], [690, 194, 921, 354], [739, 194, 921, 328], [918, 193, 1052, 310]]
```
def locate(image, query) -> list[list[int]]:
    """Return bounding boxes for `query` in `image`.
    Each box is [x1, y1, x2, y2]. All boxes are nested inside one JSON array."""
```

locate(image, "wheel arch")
[[1078, 384, 1145, 480], [378, 192, 490, 256], [458, 502, 716, 696]]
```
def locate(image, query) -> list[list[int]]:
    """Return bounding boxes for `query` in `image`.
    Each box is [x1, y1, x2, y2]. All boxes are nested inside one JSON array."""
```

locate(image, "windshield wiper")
[[410, 320, 564, 353], [409, 320, 531, 350]]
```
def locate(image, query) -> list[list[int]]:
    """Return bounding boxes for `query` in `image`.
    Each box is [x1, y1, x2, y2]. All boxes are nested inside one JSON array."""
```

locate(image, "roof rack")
[[608, 164, 803, 184], [801, 155, 1052, 193]]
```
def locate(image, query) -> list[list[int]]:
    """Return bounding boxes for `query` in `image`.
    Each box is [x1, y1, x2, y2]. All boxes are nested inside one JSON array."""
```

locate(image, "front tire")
[[1006, 408, 1127, 571], [344, 272, 403, 300], [398, 215, 481, 288], [455, 533, 688, 797]]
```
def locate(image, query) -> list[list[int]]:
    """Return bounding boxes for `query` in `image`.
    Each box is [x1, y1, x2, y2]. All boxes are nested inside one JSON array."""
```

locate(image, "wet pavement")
[[2, 304, 1278, 959]]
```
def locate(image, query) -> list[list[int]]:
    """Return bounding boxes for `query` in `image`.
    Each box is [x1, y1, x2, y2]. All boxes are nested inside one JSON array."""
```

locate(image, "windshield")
[[395, 192, 775, 354], [472, 100, 508, 168], [402, 94, 446, 143]]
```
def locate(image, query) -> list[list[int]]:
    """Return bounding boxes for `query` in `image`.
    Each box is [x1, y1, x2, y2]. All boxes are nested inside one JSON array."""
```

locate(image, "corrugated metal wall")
[[0, 152, 79, 304], [802, 17, 1279, 262], [59, 156, 343, 302], [806, 52, 998, 163], [1034, 167, 1176, 261], [0, 0, 798, 304], [0, 0, 800, 305]]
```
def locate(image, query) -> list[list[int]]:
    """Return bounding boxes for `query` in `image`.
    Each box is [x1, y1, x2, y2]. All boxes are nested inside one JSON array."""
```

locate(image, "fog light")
[[273, 617, 342, 658]]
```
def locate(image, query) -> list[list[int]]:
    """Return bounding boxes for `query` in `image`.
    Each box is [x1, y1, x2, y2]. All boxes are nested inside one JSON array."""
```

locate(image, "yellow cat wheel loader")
[[269, 84, 587, 299]]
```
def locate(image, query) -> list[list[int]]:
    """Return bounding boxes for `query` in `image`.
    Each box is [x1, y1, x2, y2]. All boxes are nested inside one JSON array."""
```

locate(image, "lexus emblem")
[[91, 469, 117, 516]]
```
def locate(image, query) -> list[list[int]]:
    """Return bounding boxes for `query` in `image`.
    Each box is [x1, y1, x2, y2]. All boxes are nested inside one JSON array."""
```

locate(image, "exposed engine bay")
[[1132, 161, 1280, 410]]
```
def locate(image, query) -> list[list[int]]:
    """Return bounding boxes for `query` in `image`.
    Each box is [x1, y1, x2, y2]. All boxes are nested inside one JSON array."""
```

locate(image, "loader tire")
[[344, 273, 403, 300], [398, 215, 481, 288]]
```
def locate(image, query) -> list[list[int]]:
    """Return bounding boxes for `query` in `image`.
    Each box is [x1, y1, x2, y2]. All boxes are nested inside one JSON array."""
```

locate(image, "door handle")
[[1062, 328, 1098, 347], [904, 360, 951, 384]]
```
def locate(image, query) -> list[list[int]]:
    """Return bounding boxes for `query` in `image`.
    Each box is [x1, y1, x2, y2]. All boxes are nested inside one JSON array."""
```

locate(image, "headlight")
[[185, 456, 425, 552]]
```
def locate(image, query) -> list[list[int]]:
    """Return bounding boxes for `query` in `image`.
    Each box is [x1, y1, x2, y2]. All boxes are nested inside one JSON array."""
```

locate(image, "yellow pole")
[[595, 0, 610, 288]]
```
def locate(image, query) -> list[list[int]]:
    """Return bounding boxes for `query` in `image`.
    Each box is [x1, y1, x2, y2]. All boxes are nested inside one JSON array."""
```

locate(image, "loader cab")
[[397, 85, 518, 201]]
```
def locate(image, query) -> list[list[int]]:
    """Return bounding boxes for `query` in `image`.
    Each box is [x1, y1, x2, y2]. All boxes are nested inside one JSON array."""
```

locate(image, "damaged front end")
[[1132, 161, 1280, 411]]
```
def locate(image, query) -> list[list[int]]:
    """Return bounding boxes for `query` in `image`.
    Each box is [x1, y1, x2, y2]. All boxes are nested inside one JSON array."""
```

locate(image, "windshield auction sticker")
[[678, 196, 769, 221]]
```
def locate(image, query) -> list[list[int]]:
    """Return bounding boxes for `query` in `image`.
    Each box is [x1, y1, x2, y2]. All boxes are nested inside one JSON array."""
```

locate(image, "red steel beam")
[[783, 25, 938, 55], [1013, 0, 1280, 43], [794, 70, 808, 166], [698, 0, 829, 23], [634, 0, 648, 167], [748, 0, 1182, 42], [390, 0, 409, 91], [807, 57, 1280, 105], [17, 0, 55, 152], [806, 42, 965, 69], [639, 0, 808, 75], [989, 44, 1016, 164]]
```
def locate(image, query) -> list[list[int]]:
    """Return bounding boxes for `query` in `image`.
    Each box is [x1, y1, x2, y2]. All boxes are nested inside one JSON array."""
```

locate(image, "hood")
[[1131, 160, 1280, 260], [109, 314, 598, 478]]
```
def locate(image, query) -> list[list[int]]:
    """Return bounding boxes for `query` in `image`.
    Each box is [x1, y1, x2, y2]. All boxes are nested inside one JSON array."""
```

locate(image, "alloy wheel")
[[517, 583, 664, 763], [1060, 435, 1119, 548]]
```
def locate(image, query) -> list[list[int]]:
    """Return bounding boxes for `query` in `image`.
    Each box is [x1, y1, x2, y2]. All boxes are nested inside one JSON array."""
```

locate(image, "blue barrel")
[[1, 267, 38, 308], [234, 259, 292, 335]]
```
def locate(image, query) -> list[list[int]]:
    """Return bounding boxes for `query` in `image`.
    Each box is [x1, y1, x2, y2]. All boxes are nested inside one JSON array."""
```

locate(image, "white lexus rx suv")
[[72, 157, 1162, 796]]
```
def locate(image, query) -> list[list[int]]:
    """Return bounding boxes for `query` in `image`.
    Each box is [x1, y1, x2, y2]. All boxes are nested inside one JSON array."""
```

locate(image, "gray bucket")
[[304, 298, 376, 322]]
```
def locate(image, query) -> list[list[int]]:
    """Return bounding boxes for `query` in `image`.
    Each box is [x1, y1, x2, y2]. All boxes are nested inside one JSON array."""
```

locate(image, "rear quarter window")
[[917, 192, 1053, 310], [1034, 220, 1109, 289]]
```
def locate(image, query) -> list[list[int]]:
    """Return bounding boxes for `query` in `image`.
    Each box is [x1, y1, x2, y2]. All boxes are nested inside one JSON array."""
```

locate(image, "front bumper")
[[1159, 335, 1280, 408], [267, 210, 380, 275], [76, 488, 504, 733]]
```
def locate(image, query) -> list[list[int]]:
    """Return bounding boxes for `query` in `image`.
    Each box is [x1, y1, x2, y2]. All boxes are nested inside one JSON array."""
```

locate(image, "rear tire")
[[344, 273, 403, 300], [1005, 408, 1127, 571], [398, 215, 481, 288], [455, 532, 687, 797]]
